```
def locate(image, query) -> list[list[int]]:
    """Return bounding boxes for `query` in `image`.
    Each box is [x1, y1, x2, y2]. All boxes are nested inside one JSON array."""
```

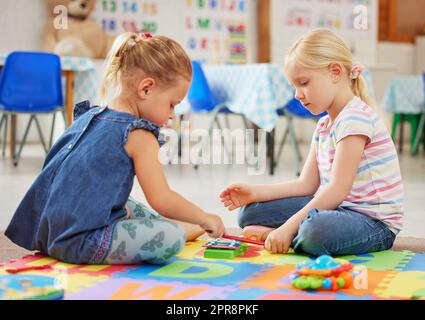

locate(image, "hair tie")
[[127, 32, 152, 48], [128, 32, 153, 47], [127, 39, 137, 47], [350, 63, 365, 80]]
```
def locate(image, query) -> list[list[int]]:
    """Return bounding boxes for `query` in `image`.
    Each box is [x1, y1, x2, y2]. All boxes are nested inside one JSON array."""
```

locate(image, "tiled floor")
[[1, 139, 425, 238]]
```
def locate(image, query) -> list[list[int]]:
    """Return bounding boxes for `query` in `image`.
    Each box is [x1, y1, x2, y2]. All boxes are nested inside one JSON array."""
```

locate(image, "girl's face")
[[286, 63, 338, 115], [138, 76, 190, 127]]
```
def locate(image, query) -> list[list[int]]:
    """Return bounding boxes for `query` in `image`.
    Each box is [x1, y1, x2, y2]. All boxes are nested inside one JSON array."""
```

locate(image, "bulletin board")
[[271, 0, 378, 66], [91, 0, 257, 64]]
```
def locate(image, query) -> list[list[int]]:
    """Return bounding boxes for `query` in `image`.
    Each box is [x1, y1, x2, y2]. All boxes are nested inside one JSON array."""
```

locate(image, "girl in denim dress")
[[6, 32, 225, 264]]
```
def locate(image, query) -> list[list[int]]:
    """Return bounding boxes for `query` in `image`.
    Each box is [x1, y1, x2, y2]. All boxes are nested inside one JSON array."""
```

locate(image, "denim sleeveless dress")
[[5, 100, 165, 264]]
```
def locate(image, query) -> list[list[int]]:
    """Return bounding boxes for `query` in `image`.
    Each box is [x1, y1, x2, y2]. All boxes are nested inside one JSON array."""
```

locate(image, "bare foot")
[[242, 225, 275, 242], [174, 220, 206, 241]]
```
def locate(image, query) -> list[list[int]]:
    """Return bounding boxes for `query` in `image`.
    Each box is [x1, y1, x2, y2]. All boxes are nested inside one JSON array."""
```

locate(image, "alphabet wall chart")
[[91, 0, 255, 64]]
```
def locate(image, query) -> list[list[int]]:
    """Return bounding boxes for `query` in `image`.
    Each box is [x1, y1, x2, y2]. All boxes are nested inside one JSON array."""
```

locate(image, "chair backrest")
[[285, 98, 327, 118], [187, 60, 218, 112], [0, 51, 63, 112]]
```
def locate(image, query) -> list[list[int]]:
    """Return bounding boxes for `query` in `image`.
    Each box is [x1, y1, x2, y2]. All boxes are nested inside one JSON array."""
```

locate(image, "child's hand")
[[264, 221, 298, 254], [200, 213, 225, 238], [219, 183, 256, 211]]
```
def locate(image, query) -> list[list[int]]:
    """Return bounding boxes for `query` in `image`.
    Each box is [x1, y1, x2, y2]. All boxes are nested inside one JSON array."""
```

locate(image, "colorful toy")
[[202, 238, 241, 250], [291, 255, 354, 291], [203, 238, 248, 259]]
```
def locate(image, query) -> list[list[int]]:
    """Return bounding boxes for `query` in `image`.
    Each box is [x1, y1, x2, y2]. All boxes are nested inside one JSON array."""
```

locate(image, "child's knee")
[[292, 210, 331, 256], [170, 223, 186, 249], [147, 224, 185, 264], [237, 206, 248, 228], [237, 203, 260, 228], [107, 220, 185, 265]]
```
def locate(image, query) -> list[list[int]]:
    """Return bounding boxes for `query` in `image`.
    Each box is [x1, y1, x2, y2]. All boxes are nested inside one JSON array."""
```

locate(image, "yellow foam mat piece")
[[374, 271, 425, 299]]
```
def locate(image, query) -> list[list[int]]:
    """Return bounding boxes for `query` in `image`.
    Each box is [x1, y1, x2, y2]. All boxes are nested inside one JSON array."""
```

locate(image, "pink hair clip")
[[133, 32, 153, 44], [350, 63, 365, 80], [141, 32, 153, 39]]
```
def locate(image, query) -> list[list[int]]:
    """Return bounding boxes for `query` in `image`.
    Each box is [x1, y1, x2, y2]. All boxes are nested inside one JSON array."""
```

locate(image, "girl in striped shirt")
[[220, 29, 403, 256]]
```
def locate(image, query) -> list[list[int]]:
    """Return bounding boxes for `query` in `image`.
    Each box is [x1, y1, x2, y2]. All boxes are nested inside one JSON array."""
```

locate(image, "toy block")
[[203, 243, 248, 259]]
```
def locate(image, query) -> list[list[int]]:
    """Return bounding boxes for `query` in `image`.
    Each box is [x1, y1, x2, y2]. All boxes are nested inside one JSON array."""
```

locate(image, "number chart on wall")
[[92, 1, 162, 35], [184, 0, 253, 64], [91, 0, 255, 64]]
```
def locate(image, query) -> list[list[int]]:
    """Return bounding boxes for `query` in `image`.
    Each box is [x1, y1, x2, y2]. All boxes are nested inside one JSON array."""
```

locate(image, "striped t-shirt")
[[312, 96, 404, 233]]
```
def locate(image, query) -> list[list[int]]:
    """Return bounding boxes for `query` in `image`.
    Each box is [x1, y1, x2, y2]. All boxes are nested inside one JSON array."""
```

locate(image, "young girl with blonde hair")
[[221, 29, 403, 256], [6, 32, 225, 264]]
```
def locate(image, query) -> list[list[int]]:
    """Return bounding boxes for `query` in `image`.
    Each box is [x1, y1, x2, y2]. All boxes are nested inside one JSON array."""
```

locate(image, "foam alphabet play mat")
[[1, 240, 424, 300]]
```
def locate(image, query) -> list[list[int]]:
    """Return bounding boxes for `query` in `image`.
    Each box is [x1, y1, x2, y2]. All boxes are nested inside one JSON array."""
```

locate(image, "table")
[[177, 63, 294, 132], [176, 63, 295, 175], [0, 54, 98, 158], [383, 75, 425, 153], [383, 75, 424, 114]]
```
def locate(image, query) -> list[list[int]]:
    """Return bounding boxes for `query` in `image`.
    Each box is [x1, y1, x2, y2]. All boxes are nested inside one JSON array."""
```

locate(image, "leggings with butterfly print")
[[103, 196, 186, 265]]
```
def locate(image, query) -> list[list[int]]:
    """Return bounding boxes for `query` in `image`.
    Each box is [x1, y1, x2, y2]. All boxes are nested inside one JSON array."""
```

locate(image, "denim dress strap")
[[124, 118, 166, 147]]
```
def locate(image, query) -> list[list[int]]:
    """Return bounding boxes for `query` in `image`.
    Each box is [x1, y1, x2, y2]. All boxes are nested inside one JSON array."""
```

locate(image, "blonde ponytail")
[[351, 75, 373, 106], [100, 32, 137, 102]]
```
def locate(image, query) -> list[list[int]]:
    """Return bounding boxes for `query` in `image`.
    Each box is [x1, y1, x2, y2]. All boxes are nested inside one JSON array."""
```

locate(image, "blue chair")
[[412, 73, 425, 155], [187, 61, 250, 168], [275, 98, 327, 175], [0, 51, 64, 166]]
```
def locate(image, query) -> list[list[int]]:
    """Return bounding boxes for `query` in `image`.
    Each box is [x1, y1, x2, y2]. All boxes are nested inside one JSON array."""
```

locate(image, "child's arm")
[[220, 144, 320, 210], [126, 129, 224, 237], [264, 135, 368, 253]]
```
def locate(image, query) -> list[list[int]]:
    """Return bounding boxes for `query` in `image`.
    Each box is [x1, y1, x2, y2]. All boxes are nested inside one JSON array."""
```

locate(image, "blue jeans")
[[238, 196, 396, 257]]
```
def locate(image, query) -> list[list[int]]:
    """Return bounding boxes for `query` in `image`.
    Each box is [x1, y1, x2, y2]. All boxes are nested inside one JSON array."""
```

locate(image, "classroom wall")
[[0, 0, 258, 144], [377, 41, 415, 75], [0, 0, 49, 144], [414, 36, 425, 75], [0, 0, 46, 53], [0, 0, 421, 147]]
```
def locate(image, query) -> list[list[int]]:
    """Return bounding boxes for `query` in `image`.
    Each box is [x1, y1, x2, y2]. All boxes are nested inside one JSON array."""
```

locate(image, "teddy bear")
[[42, 0, 115, 59]]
